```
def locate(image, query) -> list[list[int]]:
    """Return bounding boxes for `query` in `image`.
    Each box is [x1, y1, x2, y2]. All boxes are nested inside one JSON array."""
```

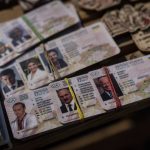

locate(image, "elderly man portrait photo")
[[57, 88, 77, 113], [95, 75, 123, 101]]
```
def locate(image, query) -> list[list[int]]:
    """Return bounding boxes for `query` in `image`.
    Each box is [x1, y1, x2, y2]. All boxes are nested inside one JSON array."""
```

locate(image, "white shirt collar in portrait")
[[105, 90, 113, 98], [11, 113, 38, 139], [65, 99, 76, 112], [27, 68, 48, 84]]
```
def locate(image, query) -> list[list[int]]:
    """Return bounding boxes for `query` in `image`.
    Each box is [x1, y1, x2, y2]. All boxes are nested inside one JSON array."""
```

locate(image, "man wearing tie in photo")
[[0, 69, 24, 94], [98, 76, 113, 101], [57, 88, 77, 113], [97, 75, 123, 101]]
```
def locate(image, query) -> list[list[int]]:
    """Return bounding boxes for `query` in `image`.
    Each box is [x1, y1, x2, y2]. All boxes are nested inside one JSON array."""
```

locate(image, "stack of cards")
[[23, 1, 80, 39], [101, 2, 150, 37], [89, 55, 150, 110], [0, 1, 81, 66], [0, 18, 39, 66], [44, 22, 120, 78], [0, 22, 120, 97], [4, 87, 62, 139], [2, 0, 149, 142], [49, 75, 105, 124], [131, 27, 150, 52], [131, 2, 150, 52], [4, 75, 105, 139], [4, 54, 150, 139], [76, 0, 121, 11]]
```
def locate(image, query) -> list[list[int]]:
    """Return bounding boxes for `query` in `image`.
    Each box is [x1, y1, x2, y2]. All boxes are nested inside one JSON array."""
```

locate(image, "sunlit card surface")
[[0, 18, 39, 53], [0, 62, 25, 98], [25, 1, 80, 39], [89, 55, 150, 110], [4, 86, 62, 139], [45, 22, 120, 78], [16, 49, 51, 89]]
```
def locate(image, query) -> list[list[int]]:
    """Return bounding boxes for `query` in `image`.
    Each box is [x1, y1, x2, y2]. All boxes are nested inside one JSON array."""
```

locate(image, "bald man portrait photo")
[[95, 75, 123, 101], [57, 88, 77, 113]]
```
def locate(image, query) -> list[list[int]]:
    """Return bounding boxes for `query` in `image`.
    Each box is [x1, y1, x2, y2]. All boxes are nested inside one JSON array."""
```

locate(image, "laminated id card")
[[89, 55, 150, 110], [4, 86, 62, 139], [0, 62, 25, 98], [16, 49, 51, 89]]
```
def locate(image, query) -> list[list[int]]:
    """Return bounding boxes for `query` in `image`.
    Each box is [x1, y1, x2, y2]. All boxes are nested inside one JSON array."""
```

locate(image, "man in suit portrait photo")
[[11, 102, 38, 137], [57, 88, 77, 113], [0, 68, 24, 94], [95, 75, 123, 101], [8, 26, 31, 47], [47, 48, 68, 70]]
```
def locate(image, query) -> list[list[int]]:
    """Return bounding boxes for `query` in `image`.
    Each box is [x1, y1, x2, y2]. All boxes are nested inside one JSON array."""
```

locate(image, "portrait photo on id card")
[[0, 65, 24, 97], [5, 94, 39, 139], [18, 56, 49, 89], [56, 87, 77, 114], [6, 24, 31, 47], [93, 74, 123, 102], [46, 47, 68, 71]]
